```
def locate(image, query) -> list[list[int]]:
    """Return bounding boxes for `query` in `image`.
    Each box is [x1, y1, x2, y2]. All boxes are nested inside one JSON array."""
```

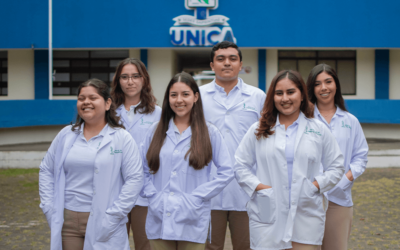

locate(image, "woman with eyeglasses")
[[39, 79, 143, 250], [140, 72, 234, 250], [111, 58, 161, 250], [234, 70, 344, 250], [306, 64, 368, 250]]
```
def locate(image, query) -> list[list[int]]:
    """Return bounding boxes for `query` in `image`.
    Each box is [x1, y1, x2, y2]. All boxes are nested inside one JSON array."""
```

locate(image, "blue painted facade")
[[0, 0, 399, 129], [1, 0, 400, 49]]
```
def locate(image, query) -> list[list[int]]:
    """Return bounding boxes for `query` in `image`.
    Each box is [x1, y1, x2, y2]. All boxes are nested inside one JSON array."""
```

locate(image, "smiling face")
[[274, 77, 303, 119], [210, 47, 242, 82], [119, 64, 143, 99], [77, 86, 111, 125], [314, 71, 337, 106], [169, 82, 199, 120]]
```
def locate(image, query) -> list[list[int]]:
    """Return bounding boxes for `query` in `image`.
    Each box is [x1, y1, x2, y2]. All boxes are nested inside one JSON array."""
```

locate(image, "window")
[[0, 51, 7, 96], [278, 50, 356, 95], [53, 50, 129, 96]]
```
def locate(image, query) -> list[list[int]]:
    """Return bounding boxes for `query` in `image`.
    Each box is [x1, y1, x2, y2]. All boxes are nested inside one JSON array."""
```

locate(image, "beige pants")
[[126, 205, 150, 250], [286, 242, 319, 250], [320, 201, 353, 250], [149, 239, 205, 250], [205, 210, 250, 250], [61, 209, 90, 250]]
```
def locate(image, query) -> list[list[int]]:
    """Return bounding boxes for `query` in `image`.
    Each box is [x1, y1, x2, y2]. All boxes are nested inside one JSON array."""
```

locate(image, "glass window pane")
[[53, 87, 70, 95], [91, 73, 108, 81], [71, 60, 89, 67], [110, 60, 121, 67], [2, 73, 7, 82], [0, 51, 7, 58], [2, 88, 8, 95], [279, 51, 316, 58], [317, 60, 336, 71], [91, 60, 108, 67], [90, 50, 129, 58], [318, 51, 356, 58], [54, 51, 89, 58], [2, 61, 7, 67], [298, 60, 316, 83], [109, 73, 115, 82], [53, 60, 70, 67], [337, 60, 356, 95], [71, 87, 79, 95], [54, 73, 70, 82], [279, 59, 297, 71], [72, 73, 89, 82]]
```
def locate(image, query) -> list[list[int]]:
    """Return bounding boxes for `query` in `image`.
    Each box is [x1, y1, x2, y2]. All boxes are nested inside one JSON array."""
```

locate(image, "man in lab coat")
[[200, 41, 266, 250]]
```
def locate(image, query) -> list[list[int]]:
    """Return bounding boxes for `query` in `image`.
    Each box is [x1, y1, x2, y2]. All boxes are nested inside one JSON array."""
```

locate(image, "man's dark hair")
[[210, 41, 242, 62]]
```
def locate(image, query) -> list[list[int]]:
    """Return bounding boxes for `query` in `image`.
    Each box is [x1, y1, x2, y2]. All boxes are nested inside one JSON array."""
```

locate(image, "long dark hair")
[[306, 63, 348, 112], [146, 72, 212, 174], [256, 70, 313, 140], [72, 78, 124, 131], [111, 58, 157, 114]]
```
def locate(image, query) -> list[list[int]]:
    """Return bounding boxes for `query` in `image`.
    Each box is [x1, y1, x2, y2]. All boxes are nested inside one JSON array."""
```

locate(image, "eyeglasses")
[[119, 74, 142, 82]]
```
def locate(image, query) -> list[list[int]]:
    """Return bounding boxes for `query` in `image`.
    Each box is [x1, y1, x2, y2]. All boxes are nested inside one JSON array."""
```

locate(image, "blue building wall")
[[1, 0, 400, 49]]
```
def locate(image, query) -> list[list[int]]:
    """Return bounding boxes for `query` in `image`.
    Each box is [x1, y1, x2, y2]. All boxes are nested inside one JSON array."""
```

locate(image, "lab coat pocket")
[[175, 193, 208, 226], [238, 109, 260, 129], [147, 192, 164, 225], [306, 179, 319, 196], [299, 180, 323, 217], [96, 213, 123, 242], [247, 188, 276, 224]]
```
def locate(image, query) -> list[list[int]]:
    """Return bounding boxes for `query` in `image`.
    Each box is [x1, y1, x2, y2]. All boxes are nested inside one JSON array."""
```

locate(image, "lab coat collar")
[[166, 118, 192, 145], [206, 78, 251, 96], [117, 104, 144, 130], [314, 105, 345, 123], [273, 112, 302, 129]]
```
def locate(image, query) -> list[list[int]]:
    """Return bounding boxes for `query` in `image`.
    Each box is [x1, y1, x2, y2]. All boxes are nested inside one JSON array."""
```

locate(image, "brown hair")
[[146, 72, 212, 174], [72, 78, 124, 131], [256, 70, 313, 139], [111, 58, 157, 114], [306, 63, 348, 112]]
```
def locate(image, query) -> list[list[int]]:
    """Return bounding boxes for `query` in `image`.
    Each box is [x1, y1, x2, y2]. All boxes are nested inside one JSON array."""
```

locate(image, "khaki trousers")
[[149, 239, 205, 250], [286, 242, 319, 250], [205, 210, 250, 250], [126, 205, 150, 250], [61, 209, 90, 250], [320, 201, 353, 250]]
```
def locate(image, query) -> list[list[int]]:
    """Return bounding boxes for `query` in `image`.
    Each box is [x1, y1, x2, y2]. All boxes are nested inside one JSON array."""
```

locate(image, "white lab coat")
[[140, 120, 234, 243], [234, 112, 344, 249], [39, 125, 143, 250], [314, 106, 368, 207], [199, 78, 266, 211], [116, 104, 162, 206]]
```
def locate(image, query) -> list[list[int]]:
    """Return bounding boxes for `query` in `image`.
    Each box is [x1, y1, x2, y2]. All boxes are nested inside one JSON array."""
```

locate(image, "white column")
[[147, 49, 176, 105], [266, 49, 278, 91], [239, 49, 258, 88], [0, 50, 35, 100], [389, 49, 400, 99], [129, 49, 140, 59], [344, 49, 375, 100]]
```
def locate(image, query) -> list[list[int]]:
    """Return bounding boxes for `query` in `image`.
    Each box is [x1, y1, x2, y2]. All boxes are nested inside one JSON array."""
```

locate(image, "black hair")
[[210, 41, 242, 62]]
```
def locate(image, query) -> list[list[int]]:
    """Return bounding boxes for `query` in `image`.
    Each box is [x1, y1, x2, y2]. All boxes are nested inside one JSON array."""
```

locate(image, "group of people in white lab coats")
[[39, 41, 368, 250]]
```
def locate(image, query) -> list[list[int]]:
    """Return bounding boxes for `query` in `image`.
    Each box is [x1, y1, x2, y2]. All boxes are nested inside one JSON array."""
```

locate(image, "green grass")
[[0, 169, 39, 176]]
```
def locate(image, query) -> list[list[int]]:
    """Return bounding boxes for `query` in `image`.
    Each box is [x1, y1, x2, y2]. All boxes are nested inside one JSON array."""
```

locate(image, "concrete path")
[[1, 140, 400, 168]]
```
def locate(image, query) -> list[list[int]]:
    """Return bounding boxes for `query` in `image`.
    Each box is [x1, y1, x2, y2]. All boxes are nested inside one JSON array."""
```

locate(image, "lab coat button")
[[293, 179, 296, 183], [167, 213, 171, 217], [226, 130, 230, 133], [170, 192, 174, 196], [292, 201, 295, 205], [172, 171, 176, 175], [174, 150, 179, 154], [93, 191, 96, 195], [95, 169, 99, 174], [226, 112, 230, 115]]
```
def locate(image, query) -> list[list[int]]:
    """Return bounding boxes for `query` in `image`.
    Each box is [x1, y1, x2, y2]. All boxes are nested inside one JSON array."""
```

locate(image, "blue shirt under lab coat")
[[39, 124, 144, 250], [116, 104, 162, 206], [140, 119, 234, 243], [199, 78, 266, 211]]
